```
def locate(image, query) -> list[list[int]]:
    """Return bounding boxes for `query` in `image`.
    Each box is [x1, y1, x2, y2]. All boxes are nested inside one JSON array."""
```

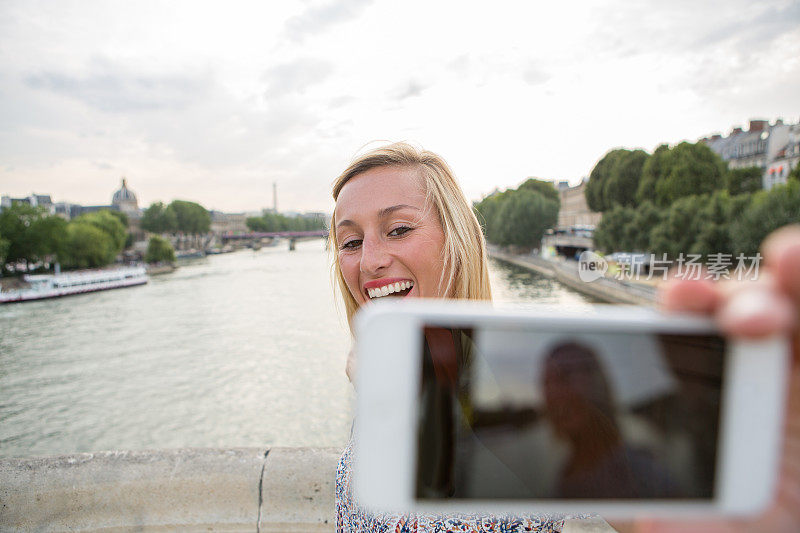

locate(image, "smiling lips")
[[364, 278, 415, 299]]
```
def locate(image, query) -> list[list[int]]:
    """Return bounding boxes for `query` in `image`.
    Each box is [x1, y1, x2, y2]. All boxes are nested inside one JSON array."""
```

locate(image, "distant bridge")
[[219, 230, 328, 251], [220, 230, 328, 241]]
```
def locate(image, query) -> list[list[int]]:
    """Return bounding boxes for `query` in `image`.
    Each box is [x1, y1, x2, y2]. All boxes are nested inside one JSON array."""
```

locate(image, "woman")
[[329, 142, 800, 532]]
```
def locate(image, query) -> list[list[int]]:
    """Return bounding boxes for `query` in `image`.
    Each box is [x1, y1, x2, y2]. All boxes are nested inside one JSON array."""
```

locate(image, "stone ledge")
[[0, 447, 341, 533]]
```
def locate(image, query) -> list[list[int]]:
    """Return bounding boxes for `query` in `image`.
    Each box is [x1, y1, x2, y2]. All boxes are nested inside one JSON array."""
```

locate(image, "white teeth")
[[367, 281, 414, 299]]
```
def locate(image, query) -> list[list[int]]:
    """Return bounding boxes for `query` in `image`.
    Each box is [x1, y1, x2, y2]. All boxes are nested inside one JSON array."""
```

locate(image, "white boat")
[[0, 266, 148, 303]]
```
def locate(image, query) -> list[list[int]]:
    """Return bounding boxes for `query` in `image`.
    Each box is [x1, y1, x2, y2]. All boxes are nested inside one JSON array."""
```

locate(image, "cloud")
[[397, 80, 427, 100], [328, 95, 356, 109], [283, 0, 374, 43], [25, 59, 211, 113], [263, 58, 334, 99], [522, 63, 550, 86], [693, 1, 800, 51]]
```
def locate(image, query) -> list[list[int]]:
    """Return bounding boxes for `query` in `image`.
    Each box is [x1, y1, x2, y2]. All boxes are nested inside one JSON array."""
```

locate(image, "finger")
[[659, 276, 721, 315], [716, 288, 797, 338], [762, 224, 800, 304]]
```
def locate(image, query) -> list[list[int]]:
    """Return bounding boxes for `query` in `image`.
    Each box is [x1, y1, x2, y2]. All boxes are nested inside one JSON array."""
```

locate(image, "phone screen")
[[415, 325, 726, 501]]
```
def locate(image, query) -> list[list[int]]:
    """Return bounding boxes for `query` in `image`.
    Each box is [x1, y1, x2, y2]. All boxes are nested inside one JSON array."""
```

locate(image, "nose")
[[360, 235, 391, 275]]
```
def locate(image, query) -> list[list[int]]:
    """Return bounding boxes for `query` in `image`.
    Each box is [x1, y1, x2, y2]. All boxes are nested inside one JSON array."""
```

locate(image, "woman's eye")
[[341, 239, 362, 250], [388, 226, 412, 237]]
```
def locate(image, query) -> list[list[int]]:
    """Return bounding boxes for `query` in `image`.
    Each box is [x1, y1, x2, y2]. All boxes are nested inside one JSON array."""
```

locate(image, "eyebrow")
[[336, 204, 421, 229]]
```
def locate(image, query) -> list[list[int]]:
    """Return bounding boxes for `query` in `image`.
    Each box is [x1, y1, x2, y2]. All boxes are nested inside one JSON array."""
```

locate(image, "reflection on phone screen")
[[415, 326, 725, 501]]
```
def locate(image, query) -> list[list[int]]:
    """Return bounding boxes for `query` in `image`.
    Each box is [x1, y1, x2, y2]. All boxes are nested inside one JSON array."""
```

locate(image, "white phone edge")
[[352, 299, 790, 519]]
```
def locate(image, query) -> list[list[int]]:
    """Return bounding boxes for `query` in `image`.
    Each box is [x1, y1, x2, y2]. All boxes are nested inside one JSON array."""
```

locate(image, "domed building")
[[112, 178, 139, 216]]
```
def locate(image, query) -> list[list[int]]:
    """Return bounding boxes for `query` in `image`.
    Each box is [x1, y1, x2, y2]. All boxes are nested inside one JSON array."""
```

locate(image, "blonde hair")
[[330, 142, 492, 330]]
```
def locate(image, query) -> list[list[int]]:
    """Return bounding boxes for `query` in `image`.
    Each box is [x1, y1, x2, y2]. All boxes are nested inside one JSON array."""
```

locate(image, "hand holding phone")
[[352, 301, 790, 520]]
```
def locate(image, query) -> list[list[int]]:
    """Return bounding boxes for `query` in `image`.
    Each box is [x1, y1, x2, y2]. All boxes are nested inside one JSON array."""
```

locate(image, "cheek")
[[338, 255, 363, 300]]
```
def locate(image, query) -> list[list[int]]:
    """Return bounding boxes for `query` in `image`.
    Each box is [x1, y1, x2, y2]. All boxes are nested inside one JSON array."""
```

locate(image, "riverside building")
[[701, 118, 800, 190]]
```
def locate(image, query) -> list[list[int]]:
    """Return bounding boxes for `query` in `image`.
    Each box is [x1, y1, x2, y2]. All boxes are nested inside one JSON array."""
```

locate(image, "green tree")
[[604, 149, 649, 209], [518, 178, 559, 203], [628, 201, 664, 252], [145, 235, 176, 263], [62, 223, 117, 268], [73, 210, 127, 253], [473, 193, 498, 241], [245, 212, 326, 233], [649, 195, 706, 259], [731, 180, 800, 256], [141, 202, 178, 234], [474, 191, 511, 244], [0, 202, 43, 268], [585, 149, 648, 211], [30, 215, 68, 263], [691, 191, 737, 258], [725, 167, 763, 196], [0, 232, 9, 266], [652, 142, 726, 206], [636, 144, 670, 205], [593, 205, 636, 253], [246, 216, 267, 232], [169, 200, 210, 234], [789, 163, 800, 183], [494, 189, 558, 248], [586, 150, 621, 212], [107, 209, 129, 228]]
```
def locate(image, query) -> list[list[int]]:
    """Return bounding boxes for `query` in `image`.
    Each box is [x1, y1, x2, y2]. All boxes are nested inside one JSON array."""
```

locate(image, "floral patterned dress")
[[335, 436, 566, 533]]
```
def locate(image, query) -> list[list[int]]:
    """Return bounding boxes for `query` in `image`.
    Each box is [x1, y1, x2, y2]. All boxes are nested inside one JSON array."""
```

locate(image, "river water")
[[0, 240, 596, 458]]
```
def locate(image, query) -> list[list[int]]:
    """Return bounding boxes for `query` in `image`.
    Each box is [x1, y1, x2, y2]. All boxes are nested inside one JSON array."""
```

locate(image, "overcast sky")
[[1, 0, 798, 213]]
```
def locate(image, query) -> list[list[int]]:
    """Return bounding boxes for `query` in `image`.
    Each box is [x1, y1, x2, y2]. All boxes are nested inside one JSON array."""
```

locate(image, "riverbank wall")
[[488, 247, 657, 306], [0, 447, 338, 532], [1, 448, 613, 532]]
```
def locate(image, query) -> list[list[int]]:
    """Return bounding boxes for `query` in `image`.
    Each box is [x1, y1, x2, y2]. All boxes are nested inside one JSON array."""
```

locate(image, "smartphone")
[[352, 300, 790, 519]]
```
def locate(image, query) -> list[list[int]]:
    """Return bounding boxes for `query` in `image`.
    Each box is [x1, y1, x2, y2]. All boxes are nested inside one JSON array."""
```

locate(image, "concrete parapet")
[[0, 447, 340, 532], [258, 448, 338, 532]]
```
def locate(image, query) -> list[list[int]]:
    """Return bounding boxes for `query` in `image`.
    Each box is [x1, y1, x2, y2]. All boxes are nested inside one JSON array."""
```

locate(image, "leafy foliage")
[[636, 144, 669, 205], [517, 178, 559, 203], [652, 142, 726, 206], [145, 235, 176, 264], [495, 190, 559, 248], [725, 166, 763, 196], [0, 233, 10, 266], [72, 210, 127, 252], [246, 212, 326, 232], [141, 202, 178, 234], [648, 195, 706, 260], [474, 185, 558, 250], [586, 141, 794, 260], [593, 205, 636, 253], [61, 223, 117, 268], [585, 149, 648, 211], [629, 201, 664, 252], [0, 202, 68, 268], [141, 200, 211, 234], [169, 200, 211, 234], [107, 209, 129, 228], [731, 180, 800, 256], [789, 163, 800, 183]]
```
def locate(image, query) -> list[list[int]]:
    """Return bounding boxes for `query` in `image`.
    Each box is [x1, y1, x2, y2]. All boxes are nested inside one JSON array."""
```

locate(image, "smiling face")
[[334, 165, 447, 307]]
